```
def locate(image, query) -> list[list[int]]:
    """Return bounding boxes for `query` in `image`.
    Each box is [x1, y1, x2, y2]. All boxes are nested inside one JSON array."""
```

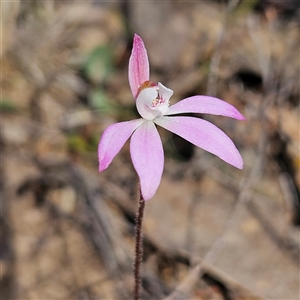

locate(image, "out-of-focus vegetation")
[[1, 1, 299, 299]]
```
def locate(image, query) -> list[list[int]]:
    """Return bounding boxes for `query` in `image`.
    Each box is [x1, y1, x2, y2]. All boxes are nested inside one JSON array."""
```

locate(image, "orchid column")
[[98, 34, 244, 299]]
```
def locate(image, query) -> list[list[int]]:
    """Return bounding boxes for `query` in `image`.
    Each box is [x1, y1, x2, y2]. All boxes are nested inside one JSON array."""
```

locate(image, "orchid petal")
[[128, 34, 150, 98], [98, 119, 145, 171], [158, 82, 173, 102], [155, 116, 243, 169], [166, 96, 245, 120], [130, 121, 164, 200]]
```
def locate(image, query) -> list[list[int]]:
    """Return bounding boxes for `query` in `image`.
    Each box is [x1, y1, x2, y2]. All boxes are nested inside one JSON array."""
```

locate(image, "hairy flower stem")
[[134, 190, 145, 300]]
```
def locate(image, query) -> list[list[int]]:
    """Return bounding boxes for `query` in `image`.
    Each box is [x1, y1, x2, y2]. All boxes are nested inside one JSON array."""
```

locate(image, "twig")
[[0, 131, 16, 299], [206, 0, 240, 96]]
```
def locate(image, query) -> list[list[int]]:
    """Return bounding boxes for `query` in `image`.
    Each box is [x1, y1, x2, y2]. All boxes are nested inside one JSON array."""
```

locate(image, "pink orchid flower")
[[98, 34, 245, 200]]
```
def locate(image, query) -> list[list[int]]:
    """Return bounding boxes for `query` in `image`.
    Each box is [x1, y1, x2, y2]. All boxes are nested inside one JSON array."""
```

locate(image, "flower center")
[[136, 81, 174, 120], [151, 96, 164, 107]]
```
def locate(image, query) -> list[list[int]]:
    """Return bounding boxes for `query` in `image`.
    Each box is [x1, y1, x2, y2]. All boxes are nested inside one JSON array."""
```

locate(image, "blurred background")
[[1, 0, 300, 299]]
